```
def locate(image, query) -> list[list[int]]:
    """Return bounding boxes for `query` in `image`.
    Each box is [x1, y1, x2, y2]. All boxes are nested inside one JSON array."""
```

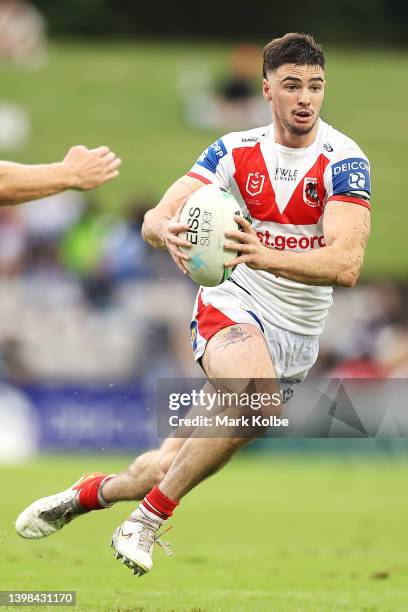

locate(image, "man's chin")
[[287, 122, 315, 136]]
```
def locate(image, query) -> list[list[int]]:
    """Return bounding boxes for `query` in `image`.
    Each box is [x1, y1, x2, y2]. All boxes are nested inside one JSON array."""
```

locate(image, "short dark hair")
[[263, 33, 325, 78]]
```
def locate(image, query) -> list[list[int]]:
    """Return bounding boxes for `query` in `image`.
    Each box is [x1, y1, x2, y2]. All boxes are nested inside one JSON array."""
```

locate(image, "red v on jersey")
[[232, 143, 330, 225]]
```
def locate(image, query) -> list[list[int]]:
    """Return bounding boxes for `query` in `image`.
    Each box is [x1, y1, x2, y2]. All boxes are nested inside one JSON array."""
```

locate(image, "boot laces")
[[155, 526, 173, 557], [137, 521, 173, 557]]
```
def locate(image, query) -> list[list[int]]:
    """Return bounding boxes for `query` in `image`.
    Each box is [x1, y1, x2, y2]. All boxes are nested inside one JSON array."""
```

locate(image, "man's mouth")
[[292, 110, 314, 125], [294, 110, 313, 119]]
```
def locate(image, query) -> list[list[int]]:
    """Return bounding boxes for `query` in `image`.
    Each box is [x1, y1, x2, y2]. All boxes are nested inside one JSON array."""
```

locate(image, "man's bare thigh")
[[202, 323, 276, 379]]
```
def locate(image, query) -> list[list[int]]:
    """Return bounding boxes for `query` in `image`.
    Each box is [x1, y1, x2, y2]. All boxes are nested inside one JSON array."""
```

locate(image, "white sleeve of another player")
[[187, 135, 234, 190]]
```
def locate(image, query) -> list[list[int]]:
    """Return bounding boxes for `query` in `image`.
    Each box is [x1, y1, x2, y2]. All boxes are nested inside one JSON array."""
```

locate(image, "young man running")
[[16, 33, 371, 576]]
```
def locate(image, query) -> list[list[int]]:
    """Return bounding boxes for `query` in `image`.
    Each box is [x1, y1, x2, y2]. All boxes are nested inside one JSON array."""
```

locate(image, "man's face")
[[263, 63, 325, 136]]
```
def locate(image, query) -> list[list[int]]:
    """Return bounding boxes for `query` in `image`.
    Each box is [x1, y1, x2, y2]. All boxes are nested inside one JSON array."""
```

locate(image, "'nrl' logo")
[[246, 172, 265, 197]]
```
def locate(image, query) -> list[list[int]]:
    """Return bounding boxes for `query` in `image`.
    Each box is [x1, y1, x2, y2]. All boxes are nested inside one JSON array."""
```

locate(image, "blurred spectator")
[[0, 334, 32, 382], [21, 237, 82, 308], [219, 44, 259, 100], [0, 0, 47, 151], [81, 268, 115, 310], [0, 207, 26, 277], [0, 102, 30, 150], [316, 281, 408, 378], [102, 196, 154, 282], [179, 43, 270, 131], [59, 199, 112, 278], [59, 199, 116, 308], [215, 44, 269, 129], [0, 0, 47, 67], [20, 191, 85, 243]]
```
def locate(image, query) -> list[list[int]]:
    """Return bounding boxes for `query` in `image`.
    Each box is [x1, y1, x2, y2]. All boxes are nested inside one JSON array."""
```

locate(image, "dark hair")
[[263, 33, 325, 78]]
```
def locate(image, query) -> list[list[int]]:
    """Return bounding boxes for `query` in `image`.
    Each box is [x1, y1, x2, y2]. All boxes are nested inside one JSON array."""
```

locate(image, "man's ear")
[[262, 78, 272, 102]]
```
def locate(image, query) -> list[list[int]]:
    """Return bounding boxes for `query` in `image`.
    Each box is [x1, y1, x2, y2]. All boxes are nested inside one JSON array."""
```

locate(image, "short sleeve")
[[323, 147, 371, 210], [187, 137, 232, 190]]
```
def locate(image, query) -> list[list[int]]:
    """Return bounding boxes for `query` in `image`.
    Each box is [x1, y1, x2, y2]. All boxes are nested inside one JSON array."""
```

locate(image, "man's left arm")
[[224, 201, 371, 287]]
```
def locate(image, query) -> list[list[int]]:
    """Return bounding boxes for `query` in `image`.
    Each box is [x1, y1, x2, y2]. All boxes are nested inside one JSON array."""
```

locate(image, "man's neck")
[[273, 119, 320, 148]]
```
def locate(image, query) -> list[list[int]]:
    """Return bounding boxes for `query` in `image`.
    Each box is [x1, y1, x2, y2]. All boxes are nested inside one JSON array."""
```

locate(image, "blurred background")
[[0, 3, 408, 610], [0, 0, 406, 459]]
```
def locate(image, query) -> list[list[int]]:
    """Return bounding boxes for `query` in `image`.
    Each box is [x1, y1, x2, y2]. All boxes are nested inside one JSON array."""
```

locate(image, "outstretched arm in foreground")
[[0, 145, 121, 206]]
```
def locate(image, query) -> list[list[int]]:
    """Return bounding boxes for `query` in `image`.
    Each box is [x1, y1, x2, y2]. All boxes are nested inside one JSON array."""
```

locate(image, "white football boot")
[[15, 473, 114, 539], [111, 507, 172, 576]]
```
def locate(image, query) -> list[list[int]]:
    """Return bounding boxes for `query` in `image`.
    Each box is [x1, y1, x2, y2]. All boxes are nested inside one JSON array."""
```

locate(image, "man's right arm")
[[142, 175, 206, 272], [142, 175, 205, 248], [143, 133, 232, 270]]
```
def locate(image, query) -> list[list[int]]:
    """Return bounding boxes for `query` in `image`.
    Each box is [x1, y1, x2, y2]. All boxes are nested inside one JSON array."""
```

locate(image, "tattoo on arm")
[[215, 326, 253, 350]]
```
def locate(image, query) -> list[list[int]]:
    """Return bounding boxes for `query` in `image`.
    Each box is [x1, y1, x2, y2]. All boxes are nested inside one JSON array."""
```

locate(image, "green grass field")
[[0, 42, 407, 276], [2, 453, 408, 611]]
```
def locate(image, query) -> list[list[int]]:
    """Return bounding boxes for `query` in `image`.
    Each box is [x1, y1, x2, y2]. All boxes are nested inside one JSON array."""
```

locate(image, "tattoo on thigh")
[[215, 326, 253, 350]]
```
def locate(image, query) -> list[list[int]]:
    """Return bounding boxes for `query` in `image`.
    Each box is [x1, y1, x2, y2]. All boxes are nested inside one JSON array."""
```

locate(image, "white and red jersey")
[[187, 119, 371, 336]]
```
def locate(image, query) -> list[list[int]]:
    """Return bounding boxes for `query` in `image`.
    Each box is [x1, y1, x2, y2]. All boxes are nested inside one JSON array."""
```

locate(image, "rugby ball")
[[179, 184, 242, 287]]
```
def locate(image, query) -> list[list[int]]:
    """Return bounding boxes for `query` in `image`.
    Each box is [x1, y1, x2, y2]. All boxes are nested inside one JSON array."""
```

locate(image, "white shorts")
[[190, 280, 319, 399]]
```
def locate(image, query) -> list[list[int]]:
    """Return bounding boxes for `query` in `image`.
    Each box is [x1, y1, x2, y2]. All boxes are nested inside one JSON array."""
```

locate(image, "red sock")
[[141, 486, 179, 520], [73, 473, 113, 511]]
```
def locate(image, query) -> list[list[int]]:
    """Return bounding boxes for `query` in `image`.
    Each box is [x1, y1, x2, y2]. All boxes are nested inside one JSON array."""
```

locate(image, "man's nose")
[[298, 88, 311, 106]]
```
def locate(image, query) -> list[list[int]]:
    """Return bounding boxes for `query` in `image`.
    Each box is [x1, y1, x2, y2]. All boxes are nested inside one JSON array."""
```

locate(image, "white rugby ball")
[[179, 184, 242, 287]]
